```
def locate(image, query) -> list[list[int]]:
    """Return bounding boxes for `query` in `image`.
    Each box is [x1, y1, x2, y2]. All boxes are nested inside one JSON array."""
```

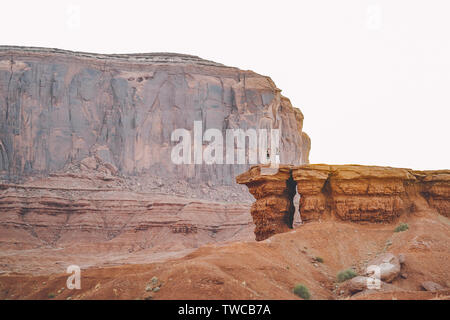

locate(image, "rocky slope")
[[0, 46, 310, 187], [237, 164, 450, 240], [1, 210, 448, 300]]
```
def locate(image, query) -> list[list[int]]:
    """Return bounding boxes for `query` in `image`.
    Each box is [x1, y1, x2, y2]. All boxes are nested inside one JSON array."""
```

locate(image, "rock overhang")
[[237, 164, 450, 241]]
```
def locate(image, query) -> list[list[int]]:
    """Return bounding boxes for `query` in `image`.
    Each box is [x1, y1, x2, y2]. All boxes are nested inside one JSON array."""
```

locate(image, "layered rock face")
[[237, 164, 450, 240], [0, 186, 252, 248], [0, 173, 254, 274], [235, 166, 296, 241], [0, 46, 310, 187], [0, 46, 312, 273]]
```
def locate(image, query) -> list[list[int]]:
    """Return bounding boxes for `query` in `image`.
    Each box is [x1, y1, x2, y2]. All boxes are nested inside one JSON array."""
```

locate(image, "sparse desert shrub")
[[337, 269, 357, 282], [293, 284, 311, 300], [48, 293, 55, 299], [394, 223, 409, 233], [314, 257, 324, 263]]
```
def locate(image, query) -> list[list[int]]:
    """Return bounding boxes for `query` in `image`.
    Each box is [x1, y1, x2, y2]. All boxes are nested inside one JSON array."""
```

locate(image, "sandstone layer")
[[237, 164, 450, 240], [1, 212, 448, 300], [0, 46, 313, 274], [0, 46, 310, 188], [0, 173, 253, 274]]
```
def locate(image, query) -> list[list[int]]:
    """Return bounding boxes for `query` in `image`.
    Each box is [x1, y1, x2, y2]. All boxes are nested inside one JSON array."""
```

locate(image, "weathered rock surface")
[[0, 175, 254, 274], [340, 276, 371, 294], [413, 170, 450, 216], [237, 164, 450, 240], [340, 253, 406, 296], [0, 46, 312, 273], [339, 276, 401, 295], [0, 46, 310, 188], [421, 281, 444, 291], [235, 165, 295, 241], [366, 253, 401, 283], [2, 213, 448, 300], [349, 282, 406, 299]]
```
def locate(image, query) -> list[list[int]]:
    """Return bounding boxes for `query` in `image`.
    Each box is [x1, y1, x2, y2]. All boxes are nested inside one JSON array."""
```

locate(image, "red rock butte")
[[0, 46, 310, 187], [0, 47, 448, 300], [0, 46, 310, 274]]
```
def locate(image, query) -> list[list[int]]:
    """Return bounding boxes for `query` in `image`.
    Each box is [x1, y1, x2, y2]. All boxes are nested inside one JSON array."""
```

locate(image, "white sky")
[[1, 0, 449, 170]]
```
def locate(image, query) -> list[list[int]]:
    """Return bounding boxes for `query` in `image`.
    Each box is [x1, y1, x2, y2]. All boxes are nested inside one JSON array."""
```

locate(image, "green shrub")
[[314, 257, 324, 263], [293, 284, 311, 300], [48, 293, 55, 299], [394, 223, 409, 233], [337, 269, 357, 282]]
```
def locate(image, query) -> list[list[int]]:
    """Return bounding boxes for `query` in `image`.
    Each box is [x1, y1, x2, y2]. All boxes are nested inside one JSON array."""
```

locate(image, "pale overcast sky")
[[1, 0, 449, 170]]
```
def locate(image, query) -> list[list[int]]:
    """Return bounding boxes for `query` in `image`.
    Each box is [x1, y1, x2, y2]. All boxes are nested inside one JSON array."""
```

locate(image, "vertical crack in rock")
[[285, 173, 297, 229], [292, 188, 302, 227], [237, 164, 450, 241], [236, 165, 294, 241]]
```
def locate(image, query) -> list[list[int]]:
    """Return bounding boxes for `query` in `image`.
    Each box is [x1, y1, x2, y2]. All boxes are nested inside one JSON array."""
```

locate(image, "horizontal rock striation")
[[294, 165, 418, 223], [412, 170, 450, 216], [237, 164, 450, 240], [0, 47, 312, 272], [0, 186, 252, 247], [0, 46, 310, 188], [0, 177, 254, 274], [234, 166, 295, 241]]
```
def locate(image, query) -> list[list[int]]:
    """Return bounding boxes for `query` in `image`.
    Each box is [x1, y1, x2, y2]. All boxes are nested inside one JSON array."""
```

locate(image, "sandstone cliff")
[[0, 46, 310, 188], [0, 174, 254, 274], [0, 46, 312, 273], [237, 164, 450, 240]]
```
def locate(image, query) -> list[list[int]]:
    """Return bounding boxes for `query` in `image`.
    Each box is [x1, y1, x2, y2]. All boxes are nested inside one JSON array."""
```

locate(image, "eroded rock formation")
[[0, 46, 310, 187], [0, 46, 313, 272], [0, 173, 254, 274], [234, 166, 295, 241], [237, 164, 450, 240]]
